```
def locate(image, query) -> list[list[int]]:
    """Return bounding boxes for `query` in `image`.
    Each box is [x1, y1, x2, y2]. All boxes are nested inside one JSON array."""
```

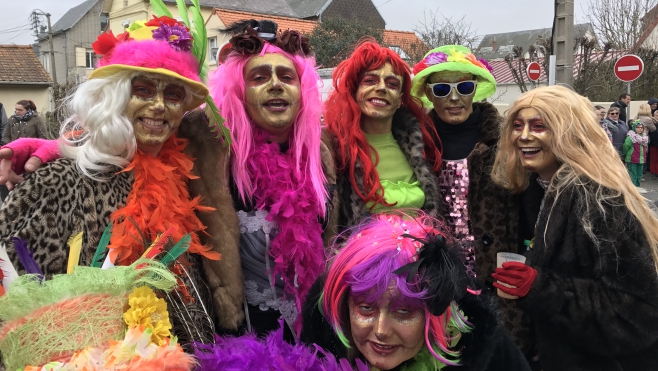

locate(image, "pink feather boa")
[[248, 128, 326, 315]]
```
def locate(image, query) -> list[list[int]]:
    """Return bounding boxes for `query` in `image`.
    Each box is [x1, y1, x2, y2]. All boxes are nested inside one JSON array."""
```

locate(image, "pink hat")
[[89, 16, 209, 111]]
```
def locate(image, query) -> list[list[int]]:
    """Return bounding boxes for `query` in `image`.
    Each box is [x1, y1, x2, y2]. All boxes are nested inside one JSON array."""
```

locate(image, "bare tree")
[[413, 8, 480, 50], [583, 0, 657, 49]]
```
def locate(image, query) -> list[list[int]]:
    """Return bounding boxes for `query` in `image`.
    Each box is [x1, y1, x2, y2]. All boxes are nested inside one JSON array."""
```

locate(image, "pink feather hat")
[[89, 16, 208, 111]]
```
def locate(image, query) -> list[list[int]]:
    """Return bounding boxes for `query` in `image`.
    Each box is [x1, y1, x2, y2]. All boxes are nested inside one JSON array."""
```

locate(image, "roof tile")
[[0, 45, 51, 84], [213, 8, 318, 34]]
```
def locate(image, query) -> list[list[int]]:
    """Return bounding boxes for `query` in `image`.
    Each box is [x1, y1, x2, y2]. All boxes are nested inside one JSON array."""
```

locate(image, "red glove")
[[492, 262, 537, 297]]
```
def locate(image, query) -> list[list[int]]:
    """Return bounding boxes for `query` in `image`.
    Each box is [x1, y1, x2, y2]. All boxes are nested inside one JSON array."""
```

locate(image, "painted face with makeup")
[[348, 290, 425, 370], [124, 74, 187, 155], [244, 53, 301, 138], [425, 71, 475, 125], [355, 62, 403, 122], [512, 107, 560, 180]]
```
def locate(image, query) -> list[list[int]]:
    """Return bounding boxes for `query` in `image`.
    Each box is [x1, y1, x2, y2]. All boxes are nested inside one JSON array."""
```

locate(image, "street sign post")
[[526, 61, 542, 82], [614, 54, 644, 82], [614, 55, 644, 122]]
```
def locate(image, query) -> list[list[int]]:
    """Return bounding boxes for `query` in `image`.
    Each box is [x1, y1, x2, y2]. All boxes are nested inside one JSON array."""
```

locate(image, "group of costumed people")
[[1, 0, 658, 370]]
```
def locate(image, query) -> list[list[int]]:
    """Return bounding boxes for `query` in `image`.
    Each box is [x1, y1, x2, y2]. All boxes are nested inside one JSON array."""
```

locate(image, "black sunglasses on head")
[[426, 81, 477, 98]]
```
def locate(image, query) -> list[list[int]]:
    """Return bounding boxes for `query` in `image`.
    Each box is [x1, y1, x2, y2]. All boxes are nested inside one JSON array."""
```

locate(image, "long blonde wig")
[[491, 85, 658, 272]]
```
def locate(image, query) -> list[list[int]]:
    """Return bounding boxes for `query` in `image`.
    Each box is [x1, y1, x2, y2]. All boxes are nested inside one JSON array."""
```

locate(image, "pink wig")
[[208, 44, 326, 214], [320, 214, 472, 365]]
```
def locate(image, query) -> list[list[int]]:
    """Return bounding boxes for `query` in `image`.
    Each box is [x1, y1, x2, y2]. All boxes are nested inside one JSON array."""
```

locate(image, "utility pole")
[[553, 0, 574, 87], [46, 13, 57, 85], [30, 10, 57, 85]]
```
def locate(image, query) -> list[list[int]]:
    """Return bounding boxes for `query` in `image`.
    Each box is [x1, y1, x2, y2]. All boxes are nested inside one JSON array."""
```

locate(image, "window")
[[388, 46, 409, 60], [100, 13, 109, 32], [208, 37, 218, 62], [85, 51, 94, 69]]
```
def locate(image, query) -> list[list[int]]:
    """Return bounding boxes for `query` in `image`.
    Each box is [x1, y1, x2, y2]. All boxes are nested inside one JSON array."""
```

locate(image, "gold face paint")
[[244, 54, 302, 140], [124, 74, 187, 155], [355, 63, 403, 122], [348, 291, 425, 370], [511, 107, 560, 180], [425, 71, 475, 125]]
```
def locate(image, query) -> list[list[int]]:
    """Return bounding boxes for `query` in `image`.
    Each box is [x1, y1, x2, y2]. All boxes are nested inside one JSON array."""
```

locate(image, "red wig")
[[325, 41, 442, 209]]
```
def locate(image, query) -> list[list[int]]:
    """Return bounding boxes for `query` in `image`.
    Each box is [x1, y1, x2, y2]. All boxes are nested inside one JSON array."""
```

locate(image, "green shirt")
[[364, 132, 425, 213]]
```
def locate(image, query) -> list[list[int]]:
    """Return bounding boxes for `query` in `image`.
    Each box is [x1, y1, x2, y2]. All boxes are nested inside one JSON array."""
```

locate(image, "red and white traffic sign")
[[526, 62, 541, 81], [615, 54, 644, 82]]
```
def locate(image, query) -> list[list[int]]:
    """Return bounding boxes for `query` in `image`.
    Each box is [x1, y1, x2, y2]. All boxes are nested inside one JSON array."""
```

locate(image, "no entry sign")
[[526, 61, 541, 81], [615, 54, 644, 82]]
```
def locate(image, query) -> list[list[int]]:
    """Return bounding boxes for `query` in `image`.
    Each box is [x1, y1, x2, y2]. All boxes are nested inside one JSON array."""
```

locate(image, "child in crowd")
[[623, 121, 649, 191]]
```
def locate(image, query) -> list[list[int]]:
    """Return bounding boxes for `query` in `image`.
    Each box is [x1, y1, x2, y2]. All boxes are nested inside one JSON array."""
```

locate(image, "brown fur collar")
[[177, 109, 244, 331]]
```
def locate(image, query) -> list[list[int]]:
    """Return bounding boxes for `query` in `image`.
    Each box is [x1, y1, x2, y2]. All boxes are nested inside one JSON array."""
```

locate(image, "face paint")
[[355, 62, 403, 122], [124, 74, 187, 155], [425, 71, 475, 125], [511, 107, 560, 181], [348, 290, 425, 370], [244, 54, 301, 140]]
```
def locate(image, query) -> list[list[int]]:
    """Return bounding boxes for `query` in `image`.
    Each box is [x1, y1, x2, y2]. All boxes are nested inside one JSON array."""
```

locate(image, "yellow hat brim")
[[88, 65, 209, 111]]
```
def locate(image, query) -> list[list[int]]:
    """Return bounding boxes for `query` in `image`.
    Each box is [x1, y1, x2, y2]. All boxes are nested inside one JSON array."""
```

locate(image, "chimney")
[[492, 38, 497, 51]]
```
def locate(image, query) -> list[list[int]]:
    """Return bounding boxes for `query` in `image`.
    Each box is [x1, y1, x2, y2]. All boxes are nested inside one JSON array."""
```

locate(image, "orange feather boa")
[[108, 135, 219, 265]]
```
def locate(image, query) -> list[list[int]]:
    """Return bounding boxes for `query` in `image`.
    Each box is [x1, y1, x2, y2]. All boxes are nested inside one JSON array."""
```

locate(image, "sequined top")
[[438, 158, 477, 277]]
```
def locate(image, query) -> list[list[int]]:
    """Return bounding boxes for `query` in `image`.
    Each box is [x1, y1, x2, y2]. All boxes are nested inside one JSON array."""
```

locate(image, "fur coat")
[[519, 178, 658, 370], [177, 110, 244, 331], [332, 108, 443, 231], [300, 276, 531, 371], [433, 101, 543, 357]]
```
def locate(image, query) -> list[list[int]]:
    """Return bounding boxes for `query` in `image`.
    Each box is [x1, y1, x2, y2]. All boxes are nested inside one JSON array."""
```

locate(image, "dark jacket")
[[430, 102, 543, 357], [332, 108, 442, 230], [606, 117, 629, 154], [611, 100, 628, 124], [300, 276, 531, 371], [520, 177, 658, 370], [3, 114, 48, 144]]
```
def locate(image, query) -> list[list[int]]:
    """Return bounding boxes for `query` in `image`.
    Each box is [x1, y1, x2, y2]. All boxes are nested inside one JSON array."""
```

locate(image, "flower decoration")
[[425, 51, 448, 65], [276, 30, 310, 56], [92, 30, 133, 56], [478, 58, 493, 73], [230, 25, 265, 55], [123, 286, 172, 345], [145, 15, 187, 30], [152, 22, 193, 52]]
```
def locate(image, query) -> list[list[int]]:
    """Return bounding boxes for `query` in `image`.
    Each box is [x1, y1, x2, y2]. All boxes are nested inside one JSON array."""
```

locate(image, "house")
[[204, 8, 422, 69], [37, 0, 108, 84], [206, 8, 318, 68], [105, 0, 388, 63], [476, 23, 596, 60], [0, 45, 52, 113], [287, 0, 385, 27], [635, 4, 658, 50]]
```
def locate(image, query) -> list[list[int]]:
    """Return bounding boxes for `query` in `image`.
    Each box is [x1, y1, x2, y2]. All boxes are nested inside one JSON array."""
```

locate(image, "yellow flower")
[[447, 48, 469, 64], [123, 286, 172, 345]]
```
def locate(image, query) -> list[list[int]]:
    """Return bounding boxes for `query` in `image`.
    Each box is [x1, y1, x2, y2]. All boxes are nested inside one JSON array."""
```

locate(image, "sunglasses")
[[427, 81, 477, 98], [609, 112, 619, 115]]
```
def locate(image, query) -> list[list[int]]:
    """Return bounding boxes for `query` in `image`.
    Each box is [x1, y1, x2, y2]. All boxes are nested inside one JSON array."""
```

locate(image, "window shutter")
[[75, 47, 86, 67]]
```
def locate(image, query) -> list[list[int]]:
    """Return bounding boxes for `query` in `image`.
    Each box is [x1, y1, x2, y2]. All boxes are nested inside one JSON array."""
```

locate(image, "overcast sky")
[[0, 0, 587, 45]]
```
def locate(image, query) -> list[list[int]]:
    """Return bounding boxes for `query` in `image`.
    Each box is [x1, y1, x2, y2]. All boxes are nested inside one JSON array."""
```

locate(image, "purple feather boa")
[[193, 325, 368, 371], [247, 128, 326, 316]]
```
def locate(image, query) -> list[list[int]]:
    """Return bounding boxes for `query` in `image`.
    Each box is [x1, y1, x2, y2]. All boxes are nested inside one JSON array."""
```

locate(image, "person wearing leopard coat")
[[0, 19, 242, 347], [411, 45, 543, 365]]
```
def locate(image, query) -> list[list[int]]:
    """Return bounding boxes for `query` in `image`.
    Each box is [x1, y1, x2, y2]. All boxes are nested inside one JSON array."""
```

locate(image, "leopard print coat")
[[333, 107, 443, 231], [433, 101, 540, 358], [0, 158, 133, 275]]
